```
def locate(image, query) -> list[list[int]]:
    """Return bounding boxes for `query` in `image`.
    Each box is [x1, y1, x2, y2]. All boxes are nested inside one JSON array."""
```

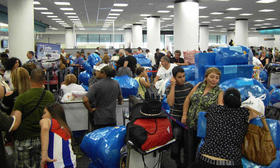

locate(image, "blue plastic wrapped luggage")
[[270, 87, 280, 107], [204, 64, 254, 83], [80, 126, 126, 168], [260, 70, 268, 84], [161, 95, 170, 112], [88, 53, 101, 66], [214, 46, 249, 65], [181, 65, 196, 81], [135, 54, 152, 67], [197, 112, 207, 138], [78, 71, 91, 86], [219, 78, 270, 106], [82, 61, 93, 74], [81, 83, 89, 91], [195, 53, 216, 81], [114, 75, 139, 98]]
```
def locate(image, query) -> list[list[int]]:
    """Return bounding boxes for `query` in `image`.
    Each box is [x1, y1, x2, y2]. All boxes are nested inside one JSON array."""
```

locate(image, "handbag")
[[242, 110, 276, 166]]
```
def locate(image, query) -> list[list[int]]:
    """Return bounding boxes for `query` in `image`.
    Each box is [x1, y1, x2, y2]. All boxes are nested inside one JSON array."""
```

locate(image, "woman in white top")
[[61, 74, 85, 94]]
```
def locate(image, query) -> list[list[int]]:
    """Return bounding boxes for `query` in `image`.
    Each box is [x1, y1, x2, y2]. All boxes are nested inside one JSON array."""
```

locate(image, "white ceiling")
[[0, 0, 280, 32]]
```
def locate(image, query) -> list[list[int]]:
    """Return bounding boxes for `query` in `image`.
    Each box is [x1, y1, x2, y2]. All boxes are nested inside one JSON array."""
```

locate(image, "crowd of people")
[[0, 44, 276, 168]]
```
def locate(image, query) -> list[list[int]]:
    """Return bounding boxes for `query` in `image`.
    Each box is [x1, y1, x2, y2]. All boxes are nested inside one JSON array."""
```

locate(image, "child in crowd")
[[135, 67, 151, 99], [40, 103, 76, 168]]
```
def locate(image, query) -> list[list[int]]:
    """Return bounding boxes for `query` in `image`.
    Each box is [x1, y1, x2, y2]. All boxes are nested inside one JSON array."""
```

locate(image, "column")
[[199, 25, 209, 52], [174, 0, 199, 51], [124, 28, 132, 48], [235, 19, 248, 47], [227, 29, 235, 45], [147, 16, 160, 56], [132, 24, 143, 48], [65, 27, 75, 49], [8, 0, 34, 63]]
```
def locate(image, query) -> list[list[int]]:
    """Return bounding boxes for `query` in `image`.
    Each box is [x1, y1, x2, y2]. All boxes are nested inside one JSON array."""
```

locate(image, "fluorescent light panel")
[[226, 8, 242, 11], [111, 9, 124, 12], [113, 3, 128, 7], [107, 17, 117, 19], [70, 19, 80, 21], [266, 18, 277, 20], [199, 6, 207, 9], [256, 0, 277, 3], [56, 21, 65, 23], [162, 18, 172, 20], [170, 15, 174, 17], [34, 7, 48, 10], [140, 14, 150, 17], [67, 16, 79, 18], [254, 19, 264, 22], [54, 2, 71, 5], [60, 8, 74, 11], [240, 13, 253, 16], [52, 18, 62, 20], [199, 16, 209, 18], [210, 12, 224, 15], [64, 12, 76, 15], [258, 9, 275, 12], [167, 5, 174, 8], [41, 12, 54, 15], [212, 19, 222, 21], [157, 10, 170, 13], [109, 13, 120, 16], [33, 1, 40, 5], [224, 16, 236, 19], [201, 21, 211, 23], [47, 16, 58, 18]]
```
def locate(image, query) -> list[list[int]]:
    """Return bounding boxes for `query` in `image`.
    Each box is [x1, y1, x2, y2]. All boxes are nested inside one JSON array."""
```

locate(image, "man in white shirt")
[[154, 56, 177, 93]]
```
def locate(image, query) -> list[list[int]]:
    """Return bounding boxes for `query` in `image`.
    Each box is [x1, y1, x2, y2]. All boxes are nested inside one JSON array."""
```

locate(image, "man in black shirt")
[[166, 66, 193, 168], [154, 48, 165, 68], [124, 48, 137, 75], [170, 50, 188, 66]]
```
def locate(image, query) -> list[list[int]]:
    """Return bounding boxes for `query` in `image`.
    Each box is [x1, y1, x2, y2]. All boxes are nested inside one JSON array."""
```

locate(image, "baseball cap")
[[93, 63, 108, 71]]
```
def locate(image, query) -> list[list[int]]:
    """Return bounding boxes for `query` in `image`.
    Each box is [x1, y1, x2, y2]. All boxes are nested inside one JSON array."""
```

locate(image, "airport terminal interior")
[[0, 0, 280, 168]]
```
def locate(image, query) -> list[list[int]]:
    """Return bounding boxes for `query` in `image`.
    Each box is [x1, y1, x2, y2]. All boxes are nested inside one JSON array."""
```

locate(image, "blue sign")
[[36, 42, 61, 60]]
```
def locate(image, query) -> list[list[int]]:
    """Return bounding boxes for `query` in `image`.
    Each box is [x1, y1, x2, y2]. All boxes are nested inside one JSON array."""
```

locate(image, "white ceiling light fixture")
[[258, 9, 275, 12], [60, 8, 74, 11], [229, 23, 235, 25], [64, 12, 77, 15], [113, 3, 128, 7], [210, 12, 224, 15], [56, 21, 65, 23], [212, 19, 222, 21], [199, 16, 209, 18], [68, 16, 79, 18], [261, 26, 268, 28], [140, 20, 146, 22], [226, 8, 242, 11], [33, 1, 40, 5], [109, 13, 120, 16], [209, 26, 215, 28], [54, 2, 71, 5], [266, 18, 277, 20], [250, 27, 256, 29], [201, 21, 211, 23], [216, 25, 223, 27], [34, 7, 48, 10], [79, 28, 86, 30], [263, 23, 272, 25], [162, 18, 172, 20], [254, 19, 265, 22], [256, 0, 277, 3], [170, 15, 174, 17], [52, 18, 62, 21], [41, 12, 54, 15], [240, 13, 253, 16], [111, 9, 124, 12], [157, 10, 170, 13], [254, 24, 262, 26], [224, 16, 236, 19], [47, 16, 58, 18], [216, 0, 231, 1], [167, 5, 174, 8], [107, 16, 117, 19], [118, 28, 124, 31], [199, 6, 207, 9], [140, 14, 150, 17]]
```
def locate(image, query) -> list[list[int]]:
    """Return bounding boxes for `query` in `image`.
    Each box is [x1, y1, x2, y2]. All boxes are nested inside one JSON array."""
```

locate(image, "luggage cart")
[[120, 139, 175, 168]]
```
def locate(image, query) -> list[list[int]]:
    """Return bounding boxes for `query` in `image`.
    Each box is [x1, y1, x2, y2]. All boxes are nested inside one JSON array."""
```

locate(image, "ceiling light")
[[109, 13, 120, 16], [140, 20, 146, 22], [209, 30, 215, 31], [201, 21, 211, 24], [34, 7, 48, 10], [107, 16, 117, 19], [162, 18, 172, 20], [209, 27, 215, 28], [240, 13, 253, 16], [157, 10, 170, 13], [199, 6, 207, 9], [41, 12, 54, 15], [229, 23, 235, 25], [224, 16, 236, 19], [118, 28, 124, 31], [258, 9, 275, 12], [52, 18, 62, 21], [67, 16, 79, 18], [250, 27, 256, 29], [79, 28, 85, 30], [60, 8, 74, 11], [54, 2, 71, 5], [216, 0, 231, 1], [49, 27, 58, 30], [33, 1, 40, 5], [170, 15, 174, 17], [113, 3, 128, 7], [256, 0, 277, 3], [0, 23, 8, 27], [226, 8, 242, 11], [105, 19, 114, 22], [212, 19, 222, 21], [261, 26, 268, 28], [199, 16, 209, 18], [254, 20, 265, 22], [254, 24, 262, 26], [210, 12, 224, 15], [167, 5, 174, 8], [216, 25, 223, 27], [47, 16, 58, 18], [64, 12, 77, 15], [266, 18, 277, 20], [70, 18, 80, 21], [229, 27, 235, 29], [111, 9, 124, 12], [140, 14, 150, 17], [56, 21, 65, 23], [263, 23, 272, 25], [135, 22, 143, 24]]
